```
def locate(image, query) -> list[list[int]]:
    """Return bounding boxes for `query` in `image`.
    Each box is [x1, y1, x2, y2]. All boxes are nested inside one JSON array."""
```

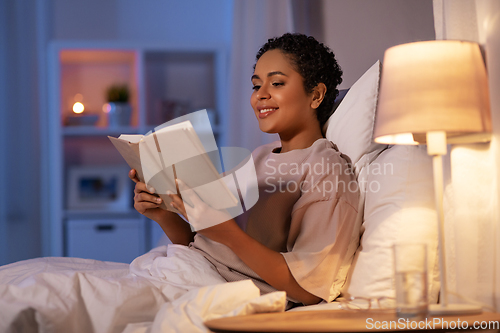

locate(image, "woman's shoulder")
[[303, 139, 355, 183], [305, 139, 350, 164], [251, 138, 351, 168]]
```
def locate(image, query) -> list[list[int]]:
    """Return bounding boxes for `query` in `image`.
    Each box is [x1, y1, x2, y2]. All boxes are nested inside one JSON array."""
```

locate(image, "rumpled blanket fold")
[[0, 245, 285, 333], [122, 280, 286, 333]]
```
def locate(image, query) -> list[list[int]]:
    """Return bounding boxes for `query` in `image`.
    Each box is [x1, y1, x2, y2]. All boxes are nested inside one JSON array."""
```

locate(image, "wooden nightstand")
[[205, 309, 500, 333]]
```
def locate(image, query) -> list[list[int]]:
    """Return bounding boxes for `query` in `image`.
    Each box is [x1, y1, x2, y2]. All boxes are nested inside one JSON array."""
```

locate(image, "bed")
[[0, 61, 441, 333]]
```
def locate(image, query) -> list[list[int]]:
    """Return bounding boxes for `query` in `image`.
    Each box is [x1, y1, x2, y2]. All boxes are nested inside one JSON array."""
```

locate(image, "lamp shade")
[[374, 41, 491, 145]]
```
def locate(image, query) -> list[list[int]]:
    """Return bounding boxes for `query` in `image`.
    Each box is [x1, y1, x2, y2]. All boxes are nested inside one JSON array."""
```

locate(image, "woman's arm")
[[168, 187, 321, 305], [129, 169, 195, 246], [201, 221, 321, 305]]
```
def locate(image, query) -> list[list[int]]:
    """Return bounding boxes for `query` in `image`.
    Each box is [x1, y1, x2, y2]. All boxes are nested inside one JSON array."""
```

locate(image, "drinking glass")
[[393, 243, 428, 318]]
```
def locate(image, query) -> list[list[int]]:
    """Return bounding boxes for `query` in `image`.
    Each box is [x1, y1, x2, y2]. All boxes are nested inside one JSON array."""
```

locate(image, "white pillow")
[[323, 61, 439, 304], [324, 61, 385, 165], [342, 145, 440, 303]]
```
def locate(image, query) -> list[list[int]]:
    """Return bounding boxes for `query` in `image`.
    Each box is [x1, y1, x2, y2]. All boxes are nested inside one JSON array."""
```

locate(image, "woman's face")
[[251, 50, 317, 137]]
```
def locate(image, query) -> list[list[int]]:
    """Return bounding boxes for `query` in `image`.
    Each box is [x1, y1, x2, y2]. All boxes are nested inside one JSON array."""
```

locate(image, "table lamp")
[[373, 40, 491, 315]]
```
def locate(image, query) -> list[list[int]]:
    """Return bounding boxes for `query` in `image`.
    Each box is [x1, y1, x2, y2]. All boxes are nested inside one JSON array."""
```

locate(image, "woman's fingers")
[[133, 180, 162, 215], [134, 181, 156, 194], [176, 179, 203, 206], [167, 191, 187, 217], [129, 170, 167, 218], [129, 169, 140, 183], [134, 200, 161, 213], [168, 192, 184, 207], [135, 191, 162, 204], [174, 179, 233, 230], [133, 188, 162, 214], [130, 169, 156, 193]]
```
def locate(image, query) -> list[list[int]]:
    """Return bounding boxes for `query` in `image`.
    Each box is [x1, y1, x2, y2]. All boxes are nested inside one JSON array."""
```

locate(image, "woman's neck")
[[278, 127, 324, 153]]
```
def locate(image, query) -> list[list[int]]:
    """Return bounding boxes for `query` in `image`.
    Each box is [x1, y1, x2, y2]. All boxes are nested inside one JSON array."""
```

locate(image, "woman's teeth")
[[260, 108, 277, 113]]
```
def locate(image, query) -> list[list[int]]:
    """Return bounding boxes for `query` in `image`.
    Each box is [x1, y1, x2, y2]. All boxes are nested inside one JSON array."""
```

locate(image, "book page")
[[109, 116, 241, 221], [154, 121, 238, 210], [118, 134, 143, 144]]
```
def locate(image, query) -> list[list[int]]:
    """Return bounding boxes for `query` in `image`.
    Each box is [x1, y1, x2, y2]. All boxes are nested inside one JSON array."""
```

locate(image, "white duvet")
[[0, 245, 286, 333]]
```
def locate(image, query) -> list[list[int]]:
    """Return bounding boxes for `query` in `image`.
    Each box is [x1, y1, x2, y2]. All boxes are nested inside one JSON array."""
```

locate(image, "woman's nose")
[[256, 85, 270, 100]]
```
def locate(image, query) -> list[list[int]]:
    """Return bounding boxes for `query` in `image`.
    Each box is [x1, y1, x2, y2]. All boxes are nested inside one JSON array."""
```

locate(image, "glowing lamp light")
[[374, 40, 491, 316], [374, 133, 418, 145], [73, 102, 85, 114]]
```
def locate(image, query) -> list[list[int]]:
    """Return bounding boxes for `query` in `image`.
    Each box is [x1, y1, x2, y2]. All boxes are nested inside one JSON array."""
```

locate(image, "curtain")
[[433, 0, 500, 311], [226, 0, 325, 151], [226, 0, 294, 151], [0, 0, 43, 264], [0, 0, 7, 265]]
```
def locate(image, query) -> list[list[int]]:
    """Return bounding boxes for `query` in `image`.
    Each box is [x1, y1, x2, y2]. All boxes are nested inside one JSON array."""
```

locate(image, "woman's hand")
[[168, 179, 233, 231], [129, 169, 195, 245], [169, 187, 239, 243], [167, 178, 320, 304], [129, 169, 168, 222]]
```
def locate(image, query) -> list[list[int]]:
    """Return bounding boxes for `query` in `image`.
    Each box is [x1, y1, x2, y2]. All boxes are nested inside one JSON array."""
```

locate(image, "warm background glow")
[[374, 40, 491, 145], [72, 102, 84, 114]]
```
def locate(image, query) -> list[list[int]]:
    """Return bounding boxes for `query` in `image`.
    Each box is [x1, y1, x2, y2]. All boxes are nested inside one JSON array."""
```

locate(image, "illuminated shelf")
[[64, 209, 140, 220], [62, 126, 145, 136], [44, 41, 228, 259]]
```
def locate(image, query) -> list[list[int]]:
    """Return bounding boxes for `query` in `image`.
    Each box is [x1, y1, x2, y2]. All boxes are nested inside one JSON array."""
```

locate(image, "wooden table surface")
[[205, 309, 500, 333]]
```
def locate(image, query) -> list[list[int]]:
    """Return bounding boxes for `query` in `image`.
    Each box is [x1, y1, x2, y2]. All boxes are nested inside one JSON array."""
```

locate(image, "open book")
[[108, 121, 238, 215]]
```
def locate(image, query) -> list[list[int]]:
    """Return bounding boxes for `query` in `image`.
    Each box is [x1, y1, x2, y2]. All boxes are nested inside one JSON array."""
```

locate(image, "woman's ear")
[[311, 83, 327, 109]]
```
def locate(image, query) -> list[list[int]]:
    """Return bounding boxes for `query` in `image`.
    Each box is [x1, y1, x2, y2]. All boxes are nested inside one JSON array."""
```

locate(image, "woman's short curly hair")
[[255, 33, 343, 128]]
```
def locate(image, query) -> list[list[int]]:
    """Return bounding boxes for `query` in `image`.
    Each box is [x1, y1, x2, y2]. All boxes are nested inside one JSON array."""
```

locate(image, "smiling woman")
[[131, 33, 360, 307], [251, 50, 324, 147], [254, 34, 343, 124], [0, 32, 361, 332]]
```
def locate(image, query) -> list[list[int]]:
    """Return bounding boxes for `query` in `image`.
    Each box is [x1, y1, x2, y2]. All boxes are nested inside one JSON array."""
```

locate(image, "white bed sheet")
[[0, 245, 286, 333]]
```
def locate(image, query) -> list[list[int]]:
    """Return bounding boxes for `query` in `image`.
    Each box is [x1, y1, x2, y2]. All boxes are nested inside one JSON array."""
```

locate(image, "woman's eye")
[[272, 82, 284, 87], [252, 85, 260, 91]]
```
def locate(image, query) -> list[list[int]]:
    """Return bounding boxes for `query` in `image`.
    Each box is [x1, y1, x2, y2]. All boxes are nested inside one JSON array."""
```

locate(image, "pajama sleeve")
[[281, 175, 360, 302]]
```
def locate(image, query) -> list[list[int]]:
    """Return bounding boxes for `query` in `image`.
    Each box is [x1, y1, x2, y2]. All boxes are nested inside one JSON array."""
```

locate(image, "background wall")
[[0, 0, 233, 265], [0, 0, 435, 264], [226, 0, 435, 151], [51, 0, 233, 44], [0, 1, 42, 264], [0, 0, 8, 265], [322, 0, 435, 88], [432, 0, 500, 312]]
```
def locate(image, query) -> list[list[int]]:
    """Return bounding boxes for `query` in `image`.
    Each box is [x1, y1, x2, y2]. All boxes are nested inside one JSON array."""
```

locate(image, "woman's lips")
[[258, 108, 278, 119]]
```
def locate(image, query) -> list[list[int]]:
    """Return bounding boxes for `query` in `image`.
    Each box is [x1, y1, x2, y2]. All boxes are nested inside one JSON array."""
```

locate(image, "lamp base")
[[429, 303, 482, 316]]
